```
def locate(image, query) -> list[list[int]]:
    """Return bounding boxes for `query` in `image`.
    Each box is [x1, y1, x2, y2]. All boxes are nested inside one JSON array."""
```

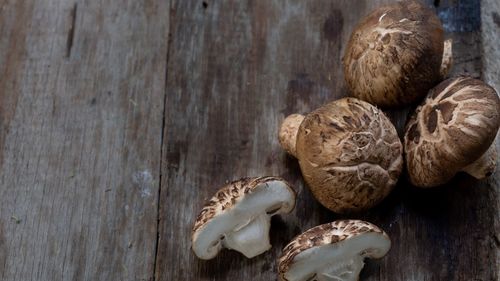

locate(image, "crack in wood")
[[66, 3, 78, 58], [153, 2, 175, 281]]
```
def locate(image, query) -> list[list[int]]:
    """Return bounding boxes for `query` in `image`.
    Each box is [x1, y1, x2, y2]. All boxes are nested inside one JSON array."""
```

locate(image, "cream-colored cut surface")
[[192, 177, 295, 259], [278, 220, 391, 281], [284, 234, 390, 281]]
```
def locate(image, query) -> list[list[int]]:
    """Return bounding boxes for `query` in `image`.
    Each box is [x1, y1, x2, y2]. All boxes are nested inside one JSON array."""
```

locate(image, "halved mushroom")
[[278, 220, 391, 281], [279, 98, 403, 213], [343, 0, 451, 107], [191, 177, 296, 259], [405, 76, 500, 187]]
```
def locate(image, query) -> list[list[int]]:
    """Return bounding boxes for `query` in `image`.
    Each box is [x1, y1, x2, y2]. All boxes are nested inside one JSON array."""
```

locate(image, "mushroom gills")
[[284, 233, 390, 281], [222, 213, 271, 258]]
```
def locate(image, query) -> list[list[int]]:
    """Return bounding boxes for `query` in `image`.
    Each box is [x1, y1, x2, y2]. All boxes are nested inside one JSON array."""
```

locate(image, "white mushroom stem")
[[279, 114, 305, 158], [440, 38, 453, 78], [462, 143, 498, 180], [222, 213, 272, 258], [318, 255, 364, 281]]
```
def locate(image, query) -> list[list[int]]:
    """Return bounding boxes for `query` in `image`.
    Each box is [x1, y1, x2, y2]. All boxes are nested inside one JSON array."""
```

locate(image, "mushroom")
[[279, 98, 403, 213], [191, 176, 296, 259], [343, 0, 452, 107], [405, 76, 500, 187], [278, 220, 391, 281]]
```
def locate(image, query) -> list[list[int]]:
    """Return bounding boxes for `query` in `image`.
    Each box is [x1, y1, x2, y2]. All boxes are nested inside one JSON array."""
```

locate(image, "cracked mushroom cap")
[[191, 176, 296, 259], [343, 0, 446, 107], [278, 220, 391, 281], [285, 98, 403, 213], [405, 76, 500, 187]]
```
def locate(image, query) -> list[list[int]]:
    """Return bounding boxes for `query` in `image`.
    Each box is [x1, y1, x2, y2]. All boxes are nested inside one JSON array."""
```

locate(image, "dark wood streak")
[[0, 222, 6, 279], [66, 3, 78, 58], [283, 73, 316, 115], [323, 9, 344, 42], [493, 12, 500, 27]]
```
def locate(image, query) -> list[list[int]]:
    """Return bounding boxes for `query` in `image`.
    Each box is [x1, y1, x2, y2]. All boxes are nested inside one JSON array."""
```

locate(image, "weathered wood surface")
[[0, 0, 497, 280], [156, 0, 497, 280], [0, 1, 169, 280], [482, 0, 500, 276]]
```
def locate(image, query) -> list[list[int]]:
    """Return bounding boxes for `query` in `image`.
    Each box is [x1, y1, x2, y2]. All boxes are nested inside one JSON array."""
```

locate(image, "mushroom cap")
[[278, 220, 391, 281], [295, 98, 403, 213], [191, 176, 296, 259], [343, 0, 444, 107], [404, 76, 500, 187]]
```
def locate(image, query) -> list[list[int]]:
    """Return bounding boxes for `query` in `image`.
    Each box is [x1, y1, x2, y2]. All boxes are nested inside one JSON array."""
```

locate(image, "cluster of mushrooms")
[[191, 1, 500, 281]]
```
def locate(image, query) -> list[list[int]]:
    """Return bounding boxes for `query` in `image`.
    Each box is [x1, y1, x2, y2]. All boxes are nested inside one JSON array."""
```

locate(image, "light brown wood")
[[0, 0, 169, 280]]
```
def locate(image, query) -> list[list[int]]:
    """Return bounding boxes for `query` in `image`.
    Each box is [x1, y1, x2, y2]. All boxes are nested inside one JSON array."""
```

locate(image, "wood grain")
[[156, 0, 498, 280], [0, 0, 169, 280], [481, 0, 500, 276], [0, 0, 497, 280]]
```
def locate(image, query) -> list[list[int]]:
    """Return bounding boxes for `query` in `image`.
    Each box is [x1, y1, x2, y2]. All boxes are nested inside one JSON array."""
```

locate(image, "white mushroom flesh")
[[192, 180, 295, 259], [284, 233, 390, 281], [222, 213, 272, 258]]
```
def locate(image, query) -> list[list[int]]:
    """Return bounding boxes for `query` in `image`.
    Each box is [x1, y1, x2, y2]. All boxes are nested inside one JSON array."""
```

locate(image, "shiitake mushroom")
[[343, 0, 451, 107], [279, 98, 403, 213]]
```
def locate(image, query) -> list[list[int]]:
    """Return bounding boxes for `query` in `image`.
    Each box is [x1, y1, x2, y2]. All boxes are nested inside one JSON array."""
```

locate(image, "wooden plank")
[[0, 1, 169, 280], [481, 0, 500, 276], [157, 0, 497, 280]]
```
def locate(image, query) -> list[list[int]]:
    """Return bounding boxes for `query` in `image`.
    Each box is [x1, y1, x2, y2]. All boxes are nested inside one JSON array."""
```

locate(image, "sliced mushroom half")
[[278, 220, 391, 281], [191, 177, 296, 259]]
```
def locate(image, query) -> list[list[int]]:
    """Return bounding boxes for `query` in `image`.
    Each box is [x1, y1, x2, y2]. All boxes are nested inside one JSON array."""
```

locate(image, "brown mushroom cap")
[[405, 76, 500, 187], [278, 220, 391, 281], [343, 0, 444, 107], [191, 177, 296, 259], [293, 98, 403, 213]]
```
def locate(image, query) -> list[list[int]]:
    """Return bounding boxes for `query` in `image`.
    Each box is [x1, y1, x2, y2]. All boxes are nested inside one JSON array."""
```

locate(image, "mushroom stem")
[[440, 38, 453, 78], [462, 143, 497, 179], [222, 214, 271, 258], [279, 114, 305, 158], [319, 255, 364, 281]]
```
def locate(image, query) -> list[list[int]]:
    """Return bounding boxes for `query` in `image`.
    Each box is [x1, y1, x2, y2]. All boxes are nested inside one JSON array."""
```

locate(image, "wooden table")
[[0, 0, 498, 280]]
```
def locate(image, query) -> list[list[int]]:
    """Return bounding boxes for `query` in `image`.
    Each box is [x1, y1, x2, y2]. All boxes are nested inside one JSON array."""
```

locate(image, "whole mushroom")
[[278, 220, 391, 281], [279, 98, 403, 213], [343, 0, 452, 107], [405, 76, 500, 187], [191, 177, 296, 259]]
